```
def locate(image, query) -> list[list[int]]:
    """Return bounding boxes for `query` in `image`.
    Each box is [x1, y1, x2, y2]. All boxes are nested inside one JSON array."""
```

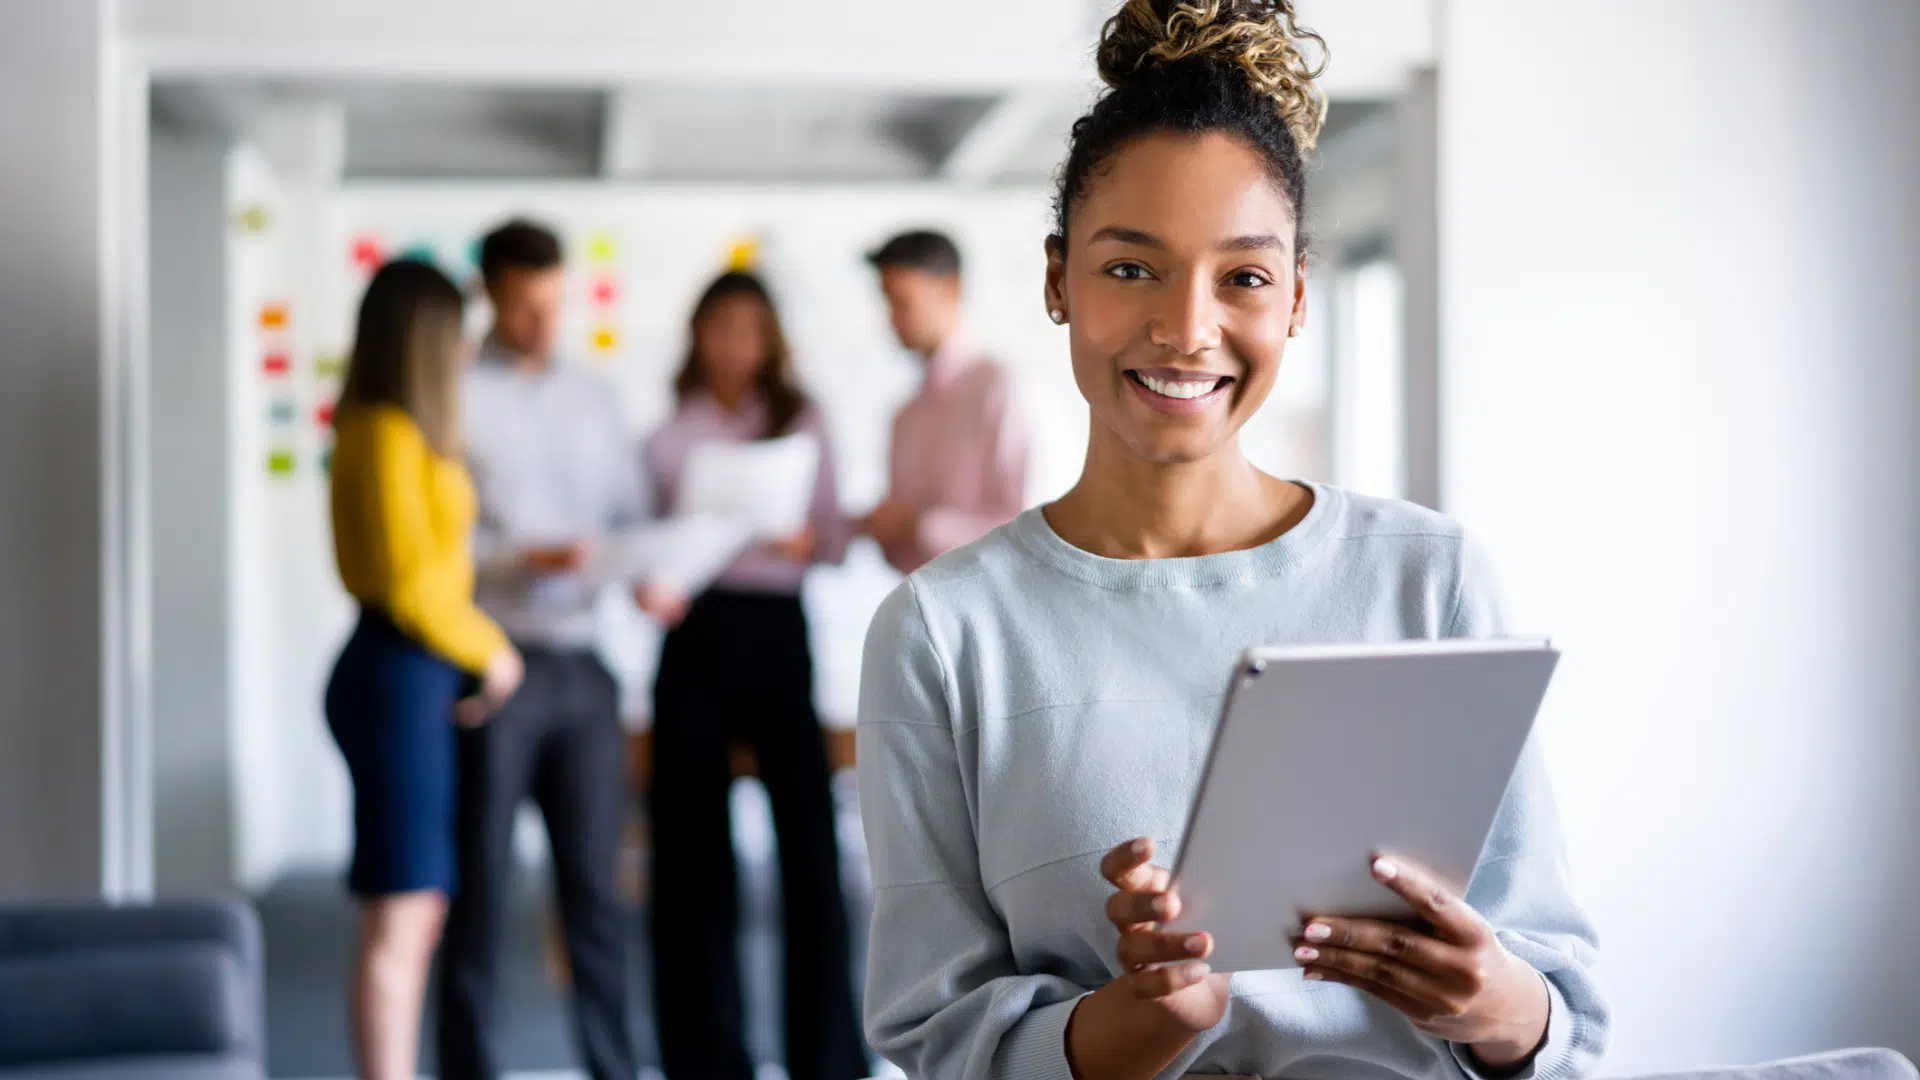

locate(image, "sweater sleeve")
[[351, 412, 509, 674], [1446, 536, 1612, 1080], [856, 582, 1086, 1080]]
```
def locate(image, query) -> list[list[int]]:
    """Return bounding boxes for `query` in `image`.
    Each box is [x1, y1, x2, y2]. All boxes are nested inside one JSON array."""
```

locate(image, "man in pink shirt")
[[858, 230, 1031, 574]]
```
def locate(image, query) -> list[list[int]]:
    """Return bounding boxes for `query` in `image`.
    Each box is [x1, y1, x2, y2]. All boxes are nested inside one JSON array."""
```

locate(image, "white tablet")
[[1164, 639, 1559, 974]]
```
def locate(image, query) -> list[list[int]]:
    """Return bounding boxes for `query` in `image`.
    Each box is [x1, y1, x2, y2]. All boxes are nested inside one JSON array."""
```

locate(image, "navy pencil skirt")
[[324, 607, 466, 897]]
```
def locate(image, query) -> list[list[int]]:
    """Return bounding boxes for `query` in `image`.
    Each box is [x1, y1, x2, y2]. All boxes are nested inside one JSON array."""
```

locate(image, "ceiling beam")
[[940, 90, 1058, 184], [600, 86, 652, 179]]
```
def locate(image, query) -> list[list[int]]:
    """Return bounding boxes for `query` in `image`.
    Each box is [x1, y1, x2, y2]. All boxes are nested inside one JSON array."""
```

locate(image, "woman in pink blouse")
[[640, 270, 866, 1080]]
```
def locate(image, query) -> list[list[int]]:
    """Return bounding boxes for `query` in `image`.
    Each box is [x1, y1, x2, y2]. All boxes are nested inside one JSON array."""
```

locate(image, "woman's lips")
[[1125, 368, 1234, 415]]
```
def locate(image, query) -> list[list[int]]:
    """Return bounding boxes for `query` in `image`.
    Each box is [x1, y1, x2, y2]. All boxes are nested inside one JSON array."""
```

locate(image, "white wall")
[[1440, 1, 1920, 1071], [0, 0, 110, 899], [149, 124, 238, 893]]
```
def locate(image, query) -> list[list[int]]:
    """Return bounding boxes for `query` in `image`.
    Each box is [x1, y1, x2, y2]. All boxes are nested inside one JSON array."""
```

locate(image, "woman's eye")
[[1227, 271, 1272, 289], [1105, 263, 1152, 281]]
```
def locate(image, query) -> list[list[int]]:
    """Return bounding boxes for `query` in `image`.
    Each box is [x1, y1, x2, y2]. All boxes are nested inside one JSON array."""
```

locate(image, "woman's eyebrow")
[[1219, 233, 1285, 252], [1089, 225, 1164, 249], [1086, 226, 1286, 254]]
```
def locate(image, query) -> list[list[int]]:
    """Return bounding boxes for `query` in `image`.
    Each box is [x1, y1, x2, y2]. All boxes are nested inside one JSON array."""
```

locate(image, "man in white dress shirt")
[[438, 219, 649, 1080]]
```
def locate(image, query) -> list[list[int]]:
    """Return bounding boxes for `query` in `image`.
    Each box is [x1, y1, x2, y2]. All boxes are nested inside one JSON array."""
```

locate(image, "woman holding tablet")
[[855, 3, 1610, 1080]]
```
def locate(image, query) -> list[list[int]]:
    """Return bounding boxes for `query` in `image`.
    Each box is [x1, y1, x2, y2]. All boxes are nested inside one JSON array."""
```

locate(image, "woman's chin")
[[1122, 432, 1232, 467]]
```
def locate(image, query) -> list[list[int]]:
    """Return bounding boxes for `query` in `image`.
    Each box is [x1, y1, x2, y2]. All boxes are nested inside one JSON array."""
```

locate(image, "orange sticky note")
[[259, 303, 289, 331]]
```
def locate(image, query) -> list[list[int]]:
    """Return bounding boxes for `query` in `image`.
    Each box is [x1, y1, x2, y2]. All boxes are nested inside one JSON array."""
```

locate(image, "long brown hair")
[[338, 259, 467, 455], [673, 270, 807, 438]]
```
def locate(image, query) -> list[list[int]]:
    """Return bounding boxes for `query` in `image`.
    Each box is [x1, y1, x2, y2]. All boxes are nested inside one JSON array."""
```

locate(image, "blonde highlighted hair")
[[338, 260, 467, 456], [1099, 0, 1328, 151], [1053, 0, 1331, 249]]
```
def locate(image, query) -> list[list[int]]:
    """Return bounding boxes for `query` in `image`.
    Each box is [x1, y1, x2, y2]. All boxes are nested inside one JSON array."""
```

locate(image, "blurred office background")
[[2, 1, 1917, 1078]]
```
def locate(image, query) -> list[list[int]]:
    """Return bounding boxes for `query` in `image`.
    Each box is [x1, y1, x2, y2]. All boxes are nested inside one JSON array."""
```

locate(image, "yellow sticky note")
[[587, 232, 618, 265], [725, 238, 759, 271], [590, 326, 619, 354], [235, 204, 272, 234]]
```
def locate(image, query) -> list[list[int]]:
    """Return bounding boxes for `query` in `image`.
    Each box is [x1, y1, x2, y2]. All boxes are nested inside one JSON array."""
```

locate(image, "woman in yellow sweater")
[[326, 259, 524, 1080]]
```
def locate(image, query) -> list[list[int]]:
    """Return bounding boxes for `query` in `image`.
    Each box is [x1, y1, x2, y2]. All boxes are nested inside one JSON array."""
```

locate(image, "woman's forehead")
[[1074, 131, 1296, 249]]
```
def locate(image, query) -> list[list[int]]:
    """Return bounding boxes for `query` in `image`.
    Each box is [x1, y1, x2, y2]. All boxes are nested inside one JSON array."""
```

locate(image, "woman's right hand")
[[1066, 837, 1232, 1080], [457, 645, 524, 728]]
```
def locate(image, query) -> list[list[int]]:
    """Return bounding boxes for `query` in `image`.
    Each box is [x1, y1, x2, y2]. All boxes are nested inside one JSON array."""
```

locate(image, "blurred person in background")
[[439, 219, 648, 1080], [639, 270, 866, 1080], [859, 229, 1030, 573], [326, 259, 522, 1080]]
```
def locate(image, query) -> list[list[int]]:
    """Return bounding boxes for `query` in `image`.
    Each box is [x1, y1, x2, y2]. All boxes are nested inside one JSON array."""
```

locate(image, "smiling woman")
[[855, 3, 1611, 1080]]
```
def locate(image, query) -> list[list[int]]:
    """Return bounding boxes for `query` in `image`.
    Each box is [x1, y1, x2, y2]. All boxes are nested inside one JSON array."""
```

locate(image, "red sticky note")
[[589, 275, 620, 307], [351, 235, 386, 272], [315, 401, 335, 426], [259, 303, 289, 331], [263, 353, 291, 376]]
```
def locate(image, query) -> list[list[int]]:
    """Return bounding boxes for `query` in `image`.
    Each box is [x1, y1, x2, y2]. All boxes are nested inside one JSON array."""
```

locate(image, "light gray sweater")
[[856, 483, 1610, 1080]]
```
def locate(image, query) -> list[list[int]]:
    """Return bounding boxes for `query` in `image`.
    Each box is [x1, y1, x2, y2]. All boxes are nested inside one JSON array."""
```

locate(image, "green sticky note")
[[321, 448, 334, 475], [314, 353, 348, 379], [267, 450, 296, 476]]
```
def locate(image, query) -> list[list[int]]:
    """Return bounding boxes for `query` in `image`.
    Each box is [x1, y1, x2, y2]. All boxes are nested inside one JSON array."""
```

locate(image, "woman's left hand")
[[766, 526, 818, 563], [1295, 855, 1550, 1072]]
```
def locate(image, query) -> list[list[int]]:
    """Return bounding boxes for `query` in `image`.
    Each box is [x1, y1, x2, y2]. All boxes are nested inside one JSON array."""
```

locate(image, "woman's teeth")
[[1132, 371, 1226, 399]]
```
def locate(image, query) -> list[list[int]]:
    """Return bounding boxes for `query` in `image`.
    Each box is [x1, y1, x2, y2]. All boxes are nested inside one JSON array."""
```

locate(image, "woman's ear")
[[1289, 254, 1309, 337], [1044, 235, 1068, 324]]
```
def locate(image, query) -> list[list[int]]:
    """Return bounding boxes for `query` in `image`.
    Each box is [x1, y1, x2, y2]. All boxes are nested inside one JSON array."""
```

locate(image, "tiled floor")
[[261, 776, 874, 1079]]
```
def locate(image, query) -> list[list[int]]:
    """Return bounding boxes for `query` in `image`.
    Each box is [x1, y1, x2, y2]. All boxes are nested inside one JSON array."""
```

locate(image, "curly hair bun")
[[1096, 0, 1329, 152]]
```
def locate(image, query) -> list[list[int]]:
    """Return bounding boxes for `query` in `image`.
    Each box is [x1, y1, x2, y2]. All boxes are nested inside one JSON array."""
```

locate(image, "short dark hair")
[[867, 230, 962, 278], [478, 218, 563, 283]]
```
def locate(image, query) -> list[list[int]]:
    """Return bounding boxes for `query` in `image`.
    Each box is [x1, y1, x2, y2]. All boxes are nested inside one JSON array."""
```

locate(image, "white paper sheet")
[[677, 431, 820, 540], [583, 514, 755, 595]]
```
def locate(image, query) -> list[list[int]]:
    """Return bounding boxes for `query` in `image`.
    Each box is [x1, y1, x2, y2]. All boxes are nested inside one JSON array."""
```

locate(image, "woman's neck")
[[707, 379, 753, 412], [1046, 428, 1311, 560]]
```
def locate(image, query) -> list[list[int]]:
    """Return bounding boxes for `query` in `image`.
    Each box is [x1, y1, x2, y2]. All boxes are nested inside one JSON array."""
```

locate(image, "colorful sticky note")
[[315, 401, 335, 427], [259, 303, 289, 331], [235, 204, 273, 234], [269, 400, 296, 425], [586, 232, 618, 265], [314, 353, 347, 379], [267, 450, 296, 476], [590, 326, 619, 354], [321, 448, 334, 475], [589, 275, 620, 307], [725, 238, 759, 272], [262, 353, 292, 377], [351, 235, 385, 272]]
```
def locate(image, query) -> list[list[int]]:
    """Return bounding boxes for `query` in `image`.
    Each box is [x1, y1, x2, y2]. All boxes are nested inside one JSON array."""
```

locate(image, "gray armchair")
[[0, 898, 264, 1080]]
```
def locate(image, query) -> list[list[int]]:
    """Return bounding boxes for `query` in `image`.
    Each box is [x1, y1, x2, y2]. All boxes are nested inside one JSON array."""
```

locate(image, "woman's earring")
[[1049, 308, 1066, 325], [1288, 324, 1302, 337]]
